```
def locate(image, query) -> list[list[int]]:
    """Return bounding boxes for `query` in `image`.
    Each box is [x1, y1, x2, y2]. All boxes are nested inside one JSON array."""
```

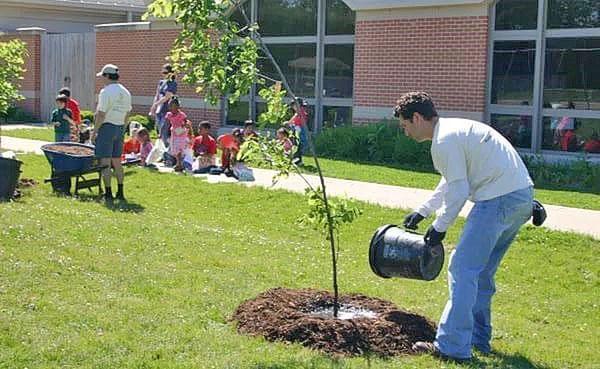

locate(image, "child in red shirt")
[[121, 127, 141, 161], [192, 121, 217, 171], [217, 128, 243, 173]]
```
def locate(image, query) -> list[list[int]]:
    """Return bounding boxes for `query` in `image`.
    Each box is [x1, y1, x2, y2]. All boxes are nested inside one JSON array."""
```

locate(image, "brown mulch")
[[231, 287, 436, 357], [18, 178, 37, 188], [46, 144, 94, 156], [12, 178, 38, 199]]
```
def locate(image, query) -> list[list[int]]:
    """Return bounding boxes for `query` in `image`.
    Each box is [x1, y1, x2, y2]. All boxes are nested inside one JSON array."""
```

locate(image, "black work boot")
[[104, 187, 114, 203], [115, 184, 125, 201]]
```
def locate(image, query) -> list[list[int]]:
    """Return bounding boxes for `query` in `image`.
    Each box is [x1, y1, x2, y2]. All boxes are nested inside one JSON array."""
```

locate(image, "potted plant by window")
[[0, 39, 27, 200]]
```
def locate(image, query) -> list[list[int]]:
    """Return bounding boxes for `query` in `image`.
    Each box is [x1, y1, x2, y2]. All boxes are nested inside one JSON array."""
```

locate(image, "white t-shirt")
[[97, 83, 132, 126], [416, 118, 533, 232], [431, 118, 533, 202]]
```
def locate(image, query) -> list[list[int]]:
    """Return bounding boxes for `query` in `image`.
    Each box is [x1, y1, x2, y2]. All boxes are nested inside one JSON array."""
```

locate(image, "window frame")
[[224, 0, 355, 131], [487, 0, 600, 157]]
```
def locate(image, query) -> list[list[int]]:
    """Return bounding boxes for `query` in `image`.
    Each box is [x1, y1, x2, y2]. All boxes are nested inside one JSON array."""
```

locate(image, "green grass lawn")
[[299, 157, 600, 211], [2, 128, 599, 210], [0, 126, 54, 141], [1, 154, 598, 369]]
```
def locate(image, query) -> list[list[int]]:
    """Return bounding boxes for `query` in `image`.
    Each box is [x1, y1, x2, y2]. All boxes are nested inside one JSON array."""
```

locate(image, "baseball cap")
[[96, 64, 119, 77]]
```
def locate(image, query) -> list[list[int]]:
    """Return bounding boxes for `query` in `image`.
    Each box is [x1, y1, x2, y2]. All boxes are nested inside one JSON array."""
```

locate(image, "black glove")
[[403, 212, 425, 230], [424, 225, 446, 245]]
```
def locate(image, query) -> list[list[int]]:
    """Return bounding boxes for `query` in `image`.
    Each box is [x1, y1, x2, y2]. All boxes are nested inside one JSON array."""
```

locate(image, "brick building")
[[3, 0, 600, 157]]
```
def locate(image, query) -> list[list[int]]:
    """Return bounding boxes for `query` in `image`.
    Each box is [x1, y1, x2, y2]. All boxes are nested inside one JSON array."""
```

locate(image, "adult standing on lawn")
[[395, 92, 534, 362], [287, 98, 309, 165], [58, 87, 81, 142], [92, 64, 132, 202], [149, 63, 177, 146]]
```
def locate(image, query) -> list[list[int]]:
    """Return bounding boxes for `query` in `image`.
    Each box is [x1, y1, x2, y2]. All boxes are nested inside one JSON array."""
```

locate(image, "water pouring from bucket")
[[369, 225, 444, 281]]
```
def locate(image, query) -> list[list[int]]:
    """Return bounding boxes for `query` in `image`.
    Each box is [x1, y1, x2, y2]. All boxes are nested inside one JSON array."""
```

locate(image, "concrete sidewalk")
[[0, 123, 47, 130], [2, 135, 599, 239]]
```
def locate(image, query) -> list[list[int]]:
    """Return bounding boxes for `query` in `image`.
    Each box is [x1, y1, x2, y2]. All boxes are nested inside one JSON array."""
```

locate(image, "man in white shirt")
[[395, 92, 534, 362], [92, 64, 132, 203]]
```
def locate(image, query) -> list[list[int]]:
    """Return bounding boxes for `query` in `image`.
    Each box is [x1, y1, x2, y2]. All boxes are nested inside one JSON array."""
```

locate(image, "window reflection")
[[258, 0, 317, 36], [548, 0, 600, 29], [324, 45, 354, 98], [544, 38, 600, 111], [491, 113, 533, 149], [326, 0, 355, 35], [491, 41, 536, 105], [543, 111, 600, 153], [259, 44, 317, 97], [227, 100, 250, 126], [495, 0, 538, 30], [323, 106, 352, 128]]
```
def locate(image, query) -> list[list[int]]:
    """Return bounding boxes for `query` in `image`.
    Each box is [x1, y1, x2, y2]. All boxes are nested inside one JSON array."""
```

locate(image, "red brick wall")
[[353, 16, 488, 118], [0, 33, 42, 119], [96, 29, 222, 127]]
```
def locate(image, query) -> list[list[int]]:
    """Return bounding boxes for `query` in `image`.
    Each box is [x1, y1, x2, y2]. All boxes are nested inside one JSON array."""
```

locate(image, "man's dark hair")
[[244, 119, 255, 128], [59, 87, 71, 97], [199, 121, 211, 130], [394, 92, 438, 121], [104, 73, 119, 81]]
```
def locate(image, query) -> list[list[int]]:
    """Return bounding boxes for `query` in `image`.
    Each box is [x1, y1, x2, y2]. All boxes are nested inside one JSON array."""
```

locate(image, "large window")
[[258, 44, 317, 98], [326, 0, 355, 35], [491, 114, 533, 149], [547, 0, 600, 29], [489, 0, 600, 155], [495, 0, 538, 30], [226, 0, 355, 130], [324, 45, 354, 98], [544, 38, 600, 111], [258, 0, 317, 36], [491, 41, 536, 105]]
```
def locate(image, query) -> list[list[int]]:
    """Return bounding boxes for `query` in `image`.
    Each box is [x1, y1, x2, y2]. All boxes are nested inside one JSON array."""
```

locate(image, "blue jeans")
[[434, 186, 533, 359], [55, 132, 71, 142], [156, 114, 170, 147]]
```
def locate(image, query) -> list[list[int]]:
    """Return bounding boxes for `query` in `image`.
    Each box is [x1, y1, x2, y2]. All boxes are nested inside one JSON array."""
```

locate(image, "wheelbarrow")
[[41, 142, 105, 195]]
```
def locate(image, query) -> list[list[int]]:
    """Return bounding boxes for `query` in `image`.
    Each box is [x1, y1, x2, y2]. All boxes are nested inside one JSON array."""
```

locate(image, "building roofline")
[[0, 0, 146, 13], [342, 0, 494, 11]]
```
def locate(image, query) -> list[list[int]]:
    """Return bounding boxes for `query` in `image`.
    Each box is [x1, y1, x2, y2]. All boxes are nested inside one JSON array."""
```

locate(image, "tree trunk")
[[236, 1, 340, 317]]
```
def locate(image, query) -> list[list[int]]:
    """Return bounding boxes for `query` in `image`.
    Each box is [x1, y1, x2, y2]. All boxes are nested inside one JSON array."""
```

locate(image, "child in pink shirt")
[[137, 128, 153, 166], [165, 96, 190, 171], [277, 127, 294, 156]]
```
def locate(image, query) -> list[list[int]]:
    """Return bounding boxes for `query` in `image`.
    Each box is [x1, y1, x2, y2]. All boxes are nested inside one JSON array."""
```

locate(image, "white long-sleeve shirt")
[[415, 118, 533, 232]]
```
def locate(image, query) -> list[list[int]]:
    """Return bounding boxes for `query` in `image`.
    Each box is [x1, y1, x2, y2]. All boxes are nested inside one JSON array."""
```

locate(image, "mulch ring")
[[231, 287, 436, 357]]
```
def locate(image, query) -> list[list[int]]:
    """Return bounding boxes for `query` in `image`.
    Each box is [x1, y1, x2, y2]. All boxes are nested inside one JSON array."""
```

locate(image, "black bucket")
[[0, 157, 23, 201], [369, 225, 444, 281]]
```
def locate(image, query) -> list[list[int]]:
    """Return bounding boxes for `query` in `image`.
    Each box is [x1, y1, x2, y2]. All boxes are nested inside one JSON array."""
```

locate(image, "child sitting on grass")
[[165, 96, 191, 171], [192, 121, 217, 172], [277, 127, 294, 156], [137, 128, 153, 166], [121, 126, 141, 162], [50, 94, 74, 142]]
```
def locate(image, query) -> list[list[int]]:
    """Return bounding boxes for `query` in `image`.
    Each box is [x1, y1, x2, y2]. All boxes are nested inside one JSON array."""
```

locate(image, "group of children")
[[120, 95, 300, 177], [51, 90, 304, 176]]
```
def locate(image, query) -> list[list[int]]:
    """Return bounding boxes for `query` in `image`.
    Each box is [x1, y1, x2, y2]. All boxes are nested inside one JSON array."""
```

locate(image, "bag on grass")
[[532, 200, 547, 226], [146, 139, 166, 165], [183, 148, 194, 171], [233, 163, 255, 182]]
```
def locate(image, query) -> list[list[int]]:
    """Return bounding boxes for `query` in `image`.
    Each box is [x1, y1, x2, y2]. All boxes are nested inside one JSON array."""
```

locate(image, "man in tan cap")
[[93, 64, 132, 203]]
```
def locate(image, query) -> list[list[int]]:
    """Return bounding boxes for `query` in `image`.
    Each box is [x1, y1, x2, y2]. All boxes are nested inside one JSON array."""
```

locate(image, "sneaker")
[[412, 342, 471, 363], [115, 192, 125, 201]]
